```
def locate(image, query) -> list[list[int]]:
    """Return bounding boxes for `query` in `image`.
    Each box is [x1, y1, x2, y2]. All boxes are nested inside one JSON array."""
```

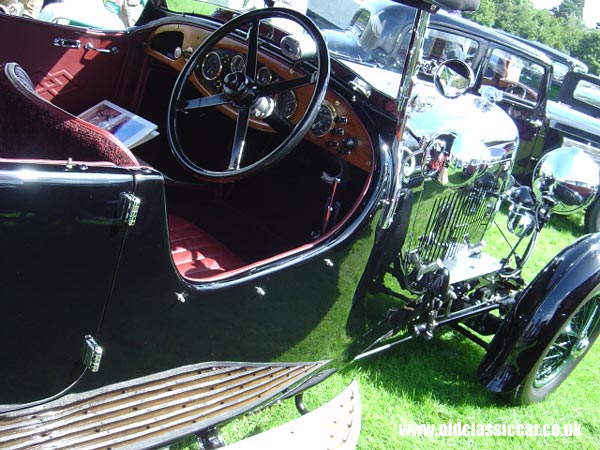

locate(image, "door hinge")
[[82, 335, 103, 372], [121, 193, 141, 226]]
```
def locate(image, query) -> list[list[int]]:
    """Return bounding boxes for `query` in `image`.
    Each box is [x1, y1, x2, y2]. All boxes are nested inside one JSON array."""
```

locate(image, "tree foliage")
[[552, 0, 584, 22], [466, 0, 600, 75]]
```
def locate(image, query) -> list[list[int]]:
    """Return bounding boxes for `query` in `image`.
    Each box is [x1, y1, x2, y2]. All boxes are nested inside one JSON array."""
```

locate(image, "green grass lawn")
[[193, 211, 597, 450]]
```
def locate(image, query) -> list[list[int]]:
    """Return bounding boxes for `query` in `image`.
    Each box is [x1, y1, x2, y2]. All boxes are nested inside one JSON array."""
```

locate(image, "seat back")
[[0, 62, 139, 166]]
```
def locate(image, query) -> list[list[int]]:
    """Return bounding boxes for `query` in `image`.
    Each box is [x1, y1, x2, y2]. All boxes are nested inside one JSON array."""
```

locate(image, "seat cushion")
[[169, 216, 244, 279]]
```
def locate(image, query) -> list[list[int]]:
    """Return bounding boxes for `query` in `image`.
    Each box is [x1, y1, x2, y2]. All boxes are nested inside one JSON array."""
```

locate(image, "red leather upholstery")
[[169, 216, 244, 279], [0, 62, 139, 166]]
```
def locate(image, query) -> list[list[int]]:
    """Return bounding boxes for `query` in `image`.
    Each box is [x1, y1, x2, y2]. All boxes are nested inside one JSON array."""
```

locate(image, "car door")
[[0, 12, 131, 113], [0, 161, 135, 410]]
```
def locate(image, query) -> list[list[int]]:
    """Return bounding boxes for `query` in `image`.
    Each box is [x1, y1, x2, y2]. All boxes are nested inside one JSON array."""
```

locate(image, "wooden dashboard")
[[144, 23, 374, 173]]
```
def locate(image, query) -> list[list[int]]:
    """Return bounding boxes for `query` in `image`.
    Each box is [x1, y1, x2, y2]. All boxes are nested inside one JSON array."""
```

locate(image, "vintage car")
[[496, 35, 600, 232], [312, 0, 600, 234], [541, 72, 600, 231], [309, 0, 553, 170], [1, 0, 600, 449], [501, 32, 589, 100]]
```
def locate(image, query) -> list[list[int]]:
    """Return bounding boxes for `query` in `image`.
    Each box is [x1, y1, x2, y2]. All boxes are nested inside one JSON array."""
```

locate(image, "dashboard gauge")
[[230, 54, 245, 73], [257, 66, 272, 85], [311, 102, 336, 136], [201, 51, 222, 81], [275, 91, 298, 119]]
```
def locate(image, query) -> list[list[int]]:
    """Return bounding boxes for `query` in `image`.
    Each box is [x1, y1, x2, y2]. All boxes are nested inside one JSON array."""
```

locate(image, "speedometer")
[[257, 67, 272, 85], [310, 103, 336, 137], [201, 51, 222, 81], [275, 91, 298, 119], [230, 54, 245, 73]]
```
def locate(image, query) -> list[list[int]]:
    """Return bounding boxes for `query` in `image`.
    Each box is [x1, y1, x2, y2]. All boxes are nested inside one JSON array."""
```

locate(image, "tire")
[[508, 291, 600, 405], [584, 197, 600, 233], [478, 233, 600, 405]]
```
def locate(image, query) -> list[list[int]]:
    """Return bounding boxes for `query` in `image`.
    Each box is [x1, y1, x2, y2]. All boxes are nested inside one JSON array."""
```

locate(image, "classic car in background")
[[1, 0, 600, 449], [498, 34, 600, 232], [310, 0, 600, 233], [544, 71, 600, 231], [501, 31, 589, 100], [310, 1, 551, 184]]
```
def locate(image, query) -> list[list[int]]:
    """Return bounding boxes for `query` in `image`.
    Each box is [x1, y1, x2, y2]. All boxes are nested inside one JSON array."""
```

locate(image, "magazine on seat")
[[78, 100, 159, 149]]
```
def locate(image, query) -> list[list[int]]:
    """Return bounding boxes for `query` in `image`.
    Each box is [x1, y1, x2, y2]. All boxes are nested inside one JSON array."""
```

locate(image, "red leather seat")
[[0, 62, 139, 166], [169, 216, 244, 279]]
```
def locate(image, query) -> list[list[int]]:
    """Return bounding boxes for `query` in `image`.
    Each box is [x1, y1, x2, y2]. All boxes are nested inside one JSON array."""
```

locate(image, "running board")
[[0, 361, 325, 450]]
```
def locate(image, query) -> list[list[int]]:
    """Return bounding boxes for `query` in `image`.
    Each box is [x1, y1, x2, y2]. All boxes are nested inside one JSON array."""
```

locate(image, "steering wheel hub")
[[223, 72, 258, 107]]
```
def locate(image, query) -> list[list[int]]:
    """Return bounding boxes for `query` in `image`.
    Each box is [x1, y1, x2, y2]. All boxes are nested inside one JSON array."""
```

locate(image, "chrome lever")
[[84, 42, 119, 54], [53, 38, 81, 49]]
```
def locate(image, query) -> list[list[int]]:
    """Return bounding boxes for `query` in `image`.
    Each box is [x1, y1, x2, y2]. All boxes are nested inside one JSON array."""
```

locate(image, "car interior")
[[0, 12, 377, 282]]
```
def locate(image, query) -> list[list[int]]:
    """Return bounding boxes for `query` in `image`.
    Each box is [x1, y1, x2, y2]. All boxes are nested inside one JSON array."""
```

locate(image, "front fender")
[[478, 232, 600, 393]]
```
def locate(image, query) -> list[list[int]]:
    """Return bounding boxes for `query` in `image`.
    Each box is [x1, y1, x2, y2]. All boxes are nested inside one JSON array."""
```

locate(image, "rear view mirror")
[[434, 59, 475, 98]]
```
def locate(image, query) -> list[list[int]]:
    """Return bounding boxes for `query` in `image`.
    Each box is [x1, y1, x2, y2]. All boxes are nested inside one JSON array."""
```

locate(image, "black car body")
[[1, 1, 600, 449]]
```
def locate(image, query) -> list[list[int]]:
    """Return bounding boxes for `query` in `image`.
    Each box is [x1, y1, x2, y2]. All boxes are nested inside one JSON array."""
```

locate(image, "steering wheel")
[[167, 8, 330, 182], [501, 79, 537, 101]]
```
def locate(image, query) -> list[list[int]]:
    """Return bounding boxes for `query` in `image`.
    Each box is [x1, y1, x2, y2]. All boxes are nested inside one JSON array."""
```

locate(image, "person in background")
[[111, 0, 143, 27], [0, 0, 42, 17]]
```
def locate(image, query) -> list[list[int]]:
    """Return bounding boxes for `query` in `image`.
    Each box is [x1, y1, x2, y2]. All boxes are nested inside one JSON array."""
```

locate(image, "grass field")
[[173, 210, 599, 450]]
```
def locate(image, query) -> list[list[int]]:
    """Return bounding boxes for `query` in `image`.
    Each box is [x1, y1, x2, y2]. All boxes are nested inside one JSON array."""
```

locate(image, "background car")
[[309, 0, 552, 185], [502, 31, 589, 100]]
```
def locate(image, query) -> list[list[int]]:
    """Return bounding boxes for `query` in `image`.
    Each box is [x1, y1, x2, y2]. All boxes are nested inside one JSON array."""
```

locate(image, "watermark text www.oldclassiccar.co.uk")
[[399, 421, 582, 437]]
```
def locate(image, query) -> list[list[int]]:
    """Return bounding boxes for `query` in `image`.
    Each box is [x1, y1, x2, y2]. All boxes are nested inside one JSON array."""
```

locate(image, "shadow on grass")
[[546, 210, 584, 237], [342, 330, 502, 407]]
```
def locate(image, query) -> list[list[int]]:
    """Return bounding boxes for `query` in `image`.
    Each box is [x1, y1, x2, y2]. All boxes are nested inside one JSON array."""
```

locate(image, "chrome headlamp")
[[532, 147, 599, 215]]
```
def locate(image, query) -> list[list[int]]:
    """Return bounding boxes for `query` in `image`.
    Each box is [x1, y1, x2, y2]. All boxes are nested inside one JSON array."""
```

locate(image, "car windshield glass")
[[573, 80, 600, 111], [482, 48, 545, 103], [423, 29, 479, 65], [551, 60, 569, 83], [166, 1, 417, 67]]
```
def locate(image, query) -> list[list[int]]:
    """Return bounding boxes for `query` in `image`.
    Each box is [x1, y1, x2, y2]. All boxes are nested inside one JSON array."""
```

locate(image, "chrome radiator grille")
[[414, 187, 495, 266]]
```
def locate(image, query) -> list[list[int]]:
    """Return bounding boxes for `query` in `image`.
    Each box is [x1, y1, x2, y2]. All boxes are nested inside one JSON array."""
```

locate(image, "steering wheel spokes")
[[167, 7, 330, 182], [258, 73, 316, 96], [178, 93, 230, 111], [244, 18, 260, 79], [230, 107, 250, 171]]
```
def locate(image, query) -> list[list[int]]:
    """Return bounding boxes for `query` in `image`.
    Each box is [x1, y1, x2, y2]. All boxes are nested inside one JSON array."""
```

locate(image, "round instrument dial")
[[201, 51, 222, 81], [230, 54, 245, 73], [257, 67, 272, 85], [275, 91, 298, 119], [310, 102, 336, 137]]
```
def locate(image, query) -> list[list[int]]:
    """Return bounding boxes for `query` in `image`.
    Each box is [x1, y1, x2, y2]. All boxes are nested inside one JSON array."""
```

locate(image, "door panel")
[[0, 14, 130, 113], [0, 162, 134, 409]]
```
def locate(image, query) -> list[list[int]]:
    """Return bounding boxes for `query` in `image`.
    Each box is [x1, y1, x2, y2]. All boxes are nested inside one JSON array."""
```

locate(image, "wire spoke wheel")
[[534, 295, 600, 387]]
